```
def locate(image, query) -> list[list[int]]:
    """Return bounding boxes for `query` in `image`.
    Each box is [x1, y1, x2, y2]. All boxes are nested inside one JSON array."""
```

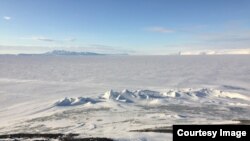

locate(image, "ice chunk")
[[55, 97, 99, 106]]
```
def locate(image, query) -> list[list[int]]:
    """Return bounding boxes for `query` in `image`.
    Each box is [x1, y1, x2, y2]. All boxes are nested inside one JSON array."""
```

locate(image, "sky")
[[0, 0, 250, 55]]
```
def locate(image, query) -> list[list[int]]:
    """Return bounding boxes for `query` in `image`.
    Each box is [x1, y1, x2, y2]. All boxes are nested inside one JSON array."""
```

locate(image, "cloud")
[[146, 26, 174, 33], [179, 24, 208, 33], [0, 45, 53, 54], [3, 16, 11, 20], [23, 36, 76, 42], [165, 22, 250, 52], [89, 44, 135, 54], [193, 21, 250, 44], [32, 37, 56, 42], [198, 32, 250, 43], [65, 38, 76, 42]]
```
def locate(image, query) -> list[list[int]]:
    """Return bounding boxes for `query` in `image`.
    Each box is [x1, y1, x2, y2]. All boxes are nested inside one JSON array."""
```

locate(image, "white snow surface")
[[0, 55, 250, 140]]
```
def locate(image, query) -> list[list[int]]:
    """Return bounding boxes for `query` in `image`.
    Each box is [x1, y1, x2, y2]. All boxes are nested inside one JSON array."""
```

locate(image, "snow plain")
[[0, 55, 250, 141]]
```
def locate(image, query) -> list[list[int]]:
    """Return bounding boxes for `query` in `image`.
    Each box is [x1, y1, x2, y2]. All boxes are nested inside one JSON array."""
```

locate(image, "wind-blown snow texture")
[[0, 55, 250, 141]]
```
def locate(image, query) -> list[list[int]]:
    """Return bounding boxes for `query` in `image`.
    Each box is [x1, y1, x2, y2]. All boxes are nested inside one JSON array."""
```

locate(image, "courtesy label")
[[173, 125, 250, 141]]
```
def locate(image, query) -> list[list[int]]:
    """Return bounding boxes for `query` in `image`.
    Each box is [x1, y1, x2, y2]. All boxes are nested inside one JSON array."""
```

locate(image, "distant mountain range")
[[17, 50, 128, 56]]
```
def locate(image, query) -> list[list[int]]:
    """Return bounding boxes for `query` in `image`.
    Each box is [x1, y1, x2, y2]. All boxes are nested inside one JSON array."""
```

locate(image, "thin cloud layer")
[[32, 37, 56, 42], [28, 37, 77, 42], [3, 16, 11, 20], [65, 38, 76, 42], [146, 26, 174, 33]]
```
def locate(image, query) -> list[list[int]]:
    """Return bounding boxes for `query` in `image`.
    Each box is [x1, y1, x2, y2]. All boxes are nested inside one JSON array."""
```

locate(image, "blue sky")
[[1, 0, 250, 54]]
